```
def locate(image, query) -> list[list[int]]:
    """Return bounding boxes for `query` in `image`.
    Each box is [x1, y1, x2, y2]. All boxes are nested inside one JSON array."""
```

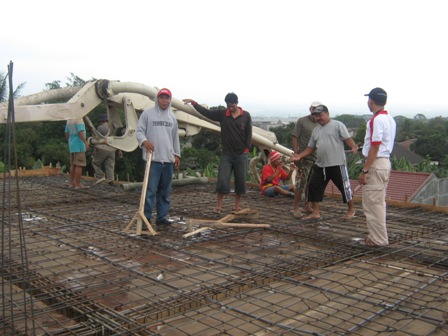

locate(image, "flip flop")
[[341, 213, 356, 220], [213, 208, 222, 214], [303, 215, 321, 220], [290, 210, 303, 218], [74, 185, 90, 190], [231, 208, 242, 214]]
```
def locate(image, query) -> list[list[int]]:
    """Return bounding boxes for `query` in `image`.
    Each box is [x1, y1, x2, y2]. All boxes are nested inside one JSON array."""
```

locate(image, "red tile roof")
[[325, 170, 433, 202]]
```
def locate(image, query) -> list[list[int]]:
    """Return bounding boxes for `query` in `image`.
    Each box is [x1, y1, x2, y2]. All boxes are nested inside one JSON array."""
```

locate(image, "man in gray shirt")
[[292, 105, 358, 220], [136, 88, 181, 226]]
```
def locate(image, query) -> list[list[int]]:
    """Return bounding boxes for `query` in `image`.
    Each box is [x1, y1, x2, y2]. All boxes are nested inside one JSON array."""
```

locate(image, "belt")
[[376, 157, 389, 159]]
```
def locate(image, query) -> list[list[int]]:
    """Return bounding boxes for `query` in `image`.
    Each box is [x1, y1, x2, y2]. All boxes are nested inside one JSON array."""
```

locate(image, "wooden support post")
[[124, 152, 158, 236]]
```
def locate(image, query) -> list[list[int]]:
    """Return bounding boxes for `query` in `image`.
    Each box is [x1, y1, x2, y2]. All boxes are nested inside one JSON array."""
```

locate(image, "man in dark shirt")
[[183, 93, 252, 213]]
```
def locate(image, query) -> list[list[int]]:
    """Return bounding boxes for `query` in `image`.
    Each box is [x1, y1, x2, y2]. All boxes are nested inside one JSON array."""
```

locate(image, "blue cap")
[[365, 87, 387, 105]]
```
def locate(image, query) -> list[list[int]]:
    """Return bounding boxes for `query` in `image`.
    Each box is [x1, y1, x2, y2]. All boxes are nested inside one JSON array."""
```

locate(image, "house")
[[391, 141, 425, 165], [326, 170, 445, 205]]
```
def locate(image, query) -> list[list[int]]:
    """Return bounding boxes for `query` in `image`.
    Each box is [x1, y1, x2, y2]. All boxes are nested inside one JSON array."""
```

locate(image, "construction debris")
[[184, 208, 269, 238]]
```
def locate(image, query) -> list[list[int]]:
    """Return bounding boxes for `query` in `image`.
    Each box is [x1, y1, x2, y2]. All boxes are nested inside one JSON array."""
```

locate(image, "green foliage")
[[45, 80, 62, 90], [334, 114, 365, 129], [416, 156, 438, 173], [0, 71, 25, 102], [36, 141, 69, 167], [411, 134, 447, 162], [45, 73, 90, 91], [0, 72, 7, 102], [2, 120, 74, 169], [391, 155, 448, 177], [395, 117, 415, 142], [270, 122, 295, 148], [391, 156, 416, 172], [114, 149, 144, 182], [180, 146, 220, 177], [203, 161, 219, 178], [347, 153, 362, 178], [353, 122, 366, 145], [191, 129, 221, 152]]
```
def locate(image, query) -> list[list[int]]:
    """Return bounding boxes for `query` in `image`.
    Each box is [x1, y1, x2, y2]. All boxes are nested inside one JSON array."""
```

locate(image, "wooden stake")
[[124, 151, 158, 236]]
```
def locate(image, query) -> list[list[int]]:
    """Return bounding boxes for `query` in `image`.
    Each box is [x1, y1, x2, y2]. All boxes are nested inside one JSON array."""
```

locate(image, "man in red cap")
[[260, 150, 296, 197], [136, 88, 181, 227]]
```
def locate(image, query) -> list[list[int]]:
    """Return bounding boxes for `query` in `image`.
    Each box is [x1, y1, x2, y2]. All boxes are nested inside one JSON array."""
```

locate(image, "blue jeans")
[[263, 185, 290, 197], [217, 153, 248, 194], [144, 161, 173, 222]]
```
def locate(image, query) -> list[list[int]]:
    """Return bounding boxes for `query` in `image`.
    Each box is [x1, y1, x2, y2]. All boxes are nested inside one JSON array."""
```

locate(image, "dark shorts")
[[216, 153, 248, 194], [70, 152, 87, 167], [307, 165, 353, 203]]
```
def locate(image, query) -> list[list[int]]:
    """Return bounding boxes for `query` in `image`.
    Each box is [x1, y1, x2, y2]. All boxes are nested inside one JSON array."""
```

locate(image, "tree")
[[411, 134, 448, 163], [270, 122, 295, 148], [334, 114, 365, 129], [395, 117, 415, 142], [353, 122, 366, 145], [414, 113, 427, 120], [0, 71, 26, 102], [191, 129, 221, 152], [0, 73, 92, 170]]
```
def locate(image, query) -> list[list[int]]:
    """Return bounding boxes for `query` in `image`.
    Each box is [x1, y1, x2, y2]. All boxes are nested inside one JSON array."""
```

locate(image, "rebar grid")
[[1, 175, 447, 335]]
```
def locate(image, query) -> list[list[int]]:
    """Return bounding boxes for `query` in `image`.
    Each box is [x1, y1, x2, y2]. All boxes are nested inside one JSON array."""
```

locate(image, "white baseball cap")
[[310, 101, 323, 107]]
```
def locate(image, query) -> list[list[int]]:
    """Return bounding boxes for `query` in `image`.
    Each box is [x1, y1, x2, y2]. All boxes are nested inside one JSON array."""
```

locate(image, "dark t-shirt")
[[193, 103, 252, 155]]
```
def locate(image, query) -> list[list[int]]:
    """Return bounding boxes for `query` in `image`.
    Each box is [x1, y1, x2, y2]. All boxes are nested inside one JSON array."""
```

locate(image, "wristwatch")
[[361, 169, 369, 174]]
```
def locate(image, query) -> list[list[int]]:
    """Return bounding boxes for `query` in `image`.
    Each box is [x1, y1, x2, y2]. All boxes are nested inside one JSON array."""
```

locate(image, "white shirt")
[[362, 111, 396, 158]]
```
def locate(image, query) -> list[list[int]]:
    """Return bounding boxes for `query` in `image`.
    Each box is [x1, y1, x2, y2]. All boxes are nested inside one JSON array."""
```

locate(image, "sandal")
[[341, 212, 356, 220], [290, 210, 303, 218], [74, 185, 90, 190], [213, 208, 222, 214], [231, 208, 242, 214], [361, 237, 380, 247], [303, 215, 321, 220]]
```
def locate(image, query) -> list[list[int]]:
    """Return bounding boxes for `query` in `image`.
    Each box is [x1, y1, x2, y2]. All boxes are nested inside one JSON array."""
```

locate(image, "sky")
[[1, 0, 447, 119]]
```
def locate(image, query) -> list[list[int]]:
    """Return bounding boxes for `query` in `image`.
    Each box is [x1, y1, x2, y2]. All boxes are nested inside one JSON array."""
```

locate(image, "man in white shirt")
[[359, 87, 396, 246]]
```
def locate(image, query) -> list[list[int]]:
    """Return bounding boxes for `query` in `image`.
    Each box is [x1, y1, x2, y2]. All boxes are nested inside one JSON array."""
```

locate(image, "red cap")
[[157, 88, 172, 98], [268, 150, 281, 163]]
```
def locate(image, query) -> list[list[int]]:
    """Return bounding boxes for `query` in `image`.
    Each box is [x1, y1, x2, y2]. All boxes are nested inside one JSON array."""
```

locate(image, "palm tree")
[[396, 118, 414, 142], [0, 71, 26, 102]]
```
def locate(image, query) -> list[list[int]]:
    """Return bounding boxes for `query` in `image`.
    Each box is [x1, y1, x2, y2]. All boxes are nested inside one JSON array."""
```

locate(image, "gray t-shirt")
[[308, 119, 350, 167], [292, 115, 318, 161], [97, 122, 110, 137]]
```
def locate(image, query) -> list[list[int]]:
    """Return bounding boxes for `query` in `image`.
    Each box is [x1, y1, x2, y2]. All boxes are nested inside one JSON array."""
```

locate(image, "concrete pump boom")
[[0, 80, 294, 158]]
